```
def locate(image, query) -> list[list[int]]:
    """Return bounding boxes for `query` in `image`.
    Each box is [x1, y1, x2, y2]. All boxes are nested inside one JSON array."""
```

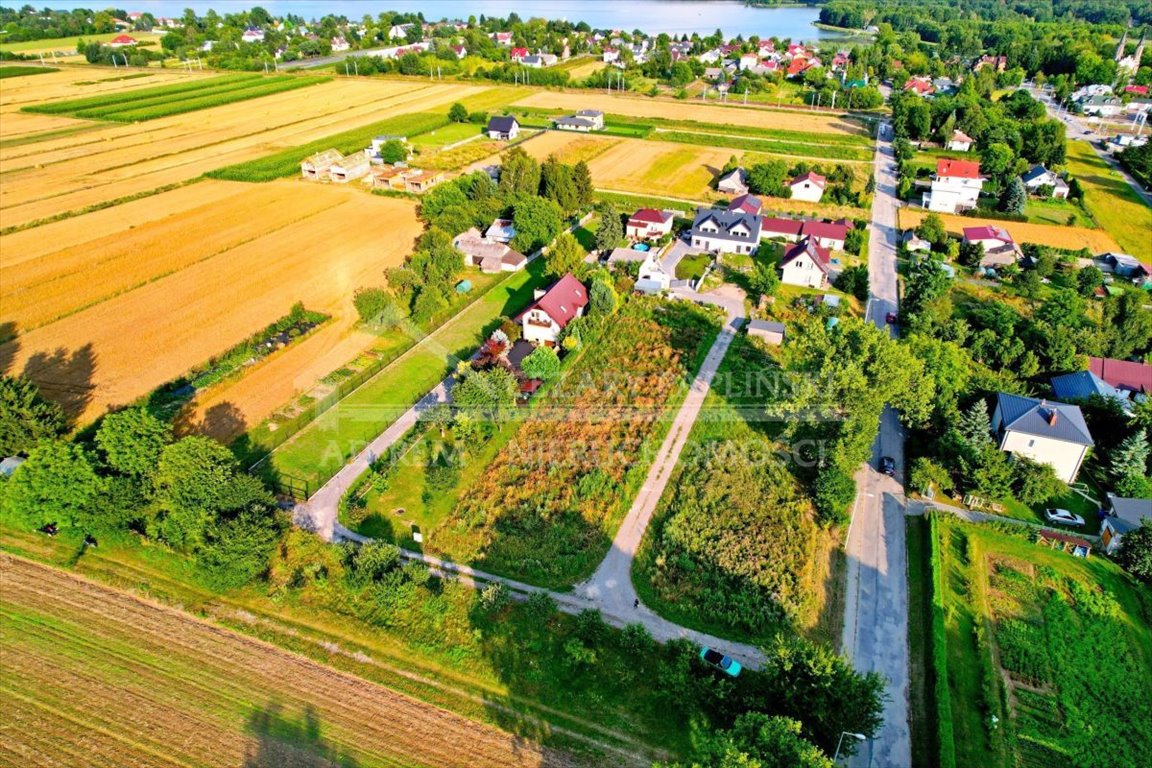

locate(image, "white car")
[[1044, 508, 1085, 527]]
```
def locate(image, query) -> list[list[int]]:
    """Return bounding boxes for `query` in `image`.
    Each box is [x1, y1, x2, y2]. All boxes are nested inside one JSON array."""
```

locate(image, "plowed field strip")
[[0, 554, 587, 768]]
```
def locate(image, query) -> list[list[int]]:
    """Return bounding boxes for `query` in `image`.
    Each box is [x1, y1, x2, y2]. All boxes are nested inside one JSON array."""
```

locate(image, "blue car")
[[700, 647, 742, 677]]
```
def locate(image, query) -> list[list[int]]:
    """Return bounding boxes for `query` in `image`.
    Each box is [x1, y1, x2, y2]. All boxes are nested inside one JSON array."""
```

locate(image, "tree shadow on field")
[[0, 322, 18, 375], [175, 400, 248, 442], [243, 701, 359, 768], [19, 343, 96, 428]]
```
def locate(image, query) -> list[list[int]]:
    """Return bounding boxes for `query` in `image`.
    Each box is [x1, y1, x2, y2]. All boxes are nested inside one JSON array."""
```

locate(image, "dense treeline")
[[0, 6, 123, 41]]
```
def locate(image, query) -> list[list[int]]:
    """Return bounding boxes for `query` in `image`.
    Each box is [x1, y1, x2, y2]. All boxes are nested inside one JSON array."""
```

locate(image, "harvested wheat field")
[[587, 139, 736, 199], [0, 554, 585, 768], [0, 110, 90, 138], [899, 209, 1121, 253], [0, 67, 186, 110], [512, 90, 870, 136], [0, 79, 486, 229], [1, 181, 420, 426], [518, 130, 620, 165]]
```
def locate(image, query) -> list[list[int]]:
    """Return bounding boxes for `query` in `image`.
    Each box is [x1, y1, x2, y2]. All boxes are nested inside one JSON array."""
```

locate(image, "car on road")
[[880, 456, 896, 476], [700, 647, 742, 677], [1044, 508, 1085, 527]]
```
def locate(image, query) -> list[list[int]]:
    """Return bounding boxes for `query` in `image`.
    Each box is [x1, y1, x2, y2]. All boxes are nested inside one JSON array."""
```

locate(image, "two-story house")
[[689, 208, 762, 255], [780, 237, 832, 288], [923, 159, 984, 214], [991, 393, 1094, 483], [520, 273, 588, 346]]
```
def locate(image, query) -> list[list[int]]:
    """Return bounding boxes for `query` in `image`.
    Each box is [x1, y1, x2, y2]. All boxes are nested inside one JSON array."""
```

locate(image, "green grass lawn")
[[572, 213, 600, 251], [408, 121, 482, 149], [675, 253, 711, 281], [929, 514, 1152, 768], [262, 264, 545, 493], [1023, 198, 1093, 227], [1065, 141, 1152, 260], [0, 65, 57, 78]]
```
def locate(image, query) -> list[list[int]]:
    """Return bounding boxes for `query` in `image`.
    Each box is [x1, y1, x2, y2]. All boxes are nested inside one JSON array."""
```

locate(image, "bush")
[[814, 465, 857, 526], [834, 265, 869, 301]]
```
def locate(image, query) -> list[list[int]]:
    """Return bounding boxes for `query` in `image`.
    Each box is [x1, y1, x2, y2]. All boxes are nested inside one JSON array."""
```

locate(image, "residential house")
[[109, 34, 137, 48], [717, 167, 749, 195], [964, 225, 1022, 268], [739, 52, 759, 70], [904, 76, 935, 97], [366, 164, 410, 190], [689, 208, 762, 255], [574, 109, 605, 129], [485, 218, 516, 243], [728, 193, 763, 216], [1079, 94, 1122, 117], [991, 393, 1094, 483], [331, 36, 350, 52], [602, 47, 620, 63], [924, 159, 984, 213], [510, 47, 530, 62], [241, 27, 264, 43], [554, 110, 604, 132], [538, 53, 559, 67], [704, 67, 726, 81], [451, 44, 467, 59], [328, 151, 370, 183], [1051, 370, 1135, 414], [974, 54, 1007, 72], [780, 237, 832, 288], [946, 130, 974, 152], [486, 116, 520, 141], [746, 319, 786, 345], [402, 169, 444, 193], [1020, 164, 1070, 199], [635, 252, 672, 294], [522, 54, 544, 68], [1096, 253, 1152, 286], [301, 148, 344, 181], [453, 228, 527, 273], [789, 171, 827, 203], [388, 23, 413, 40], [1088, 356, 1152, 400], [1100, 494, 1152, 554], [625, 208, 675, 240], [492, 31, 513, 46], [367, 134, 407, 162], [520, 273, 588, 345], [760, 217, 851, 251]]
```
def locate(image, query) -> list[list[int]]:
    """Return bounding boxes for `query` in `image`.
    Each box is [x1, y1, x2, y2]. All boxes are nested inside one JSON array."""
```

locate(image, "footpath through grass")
[[1064, 141, 1152, 260], [263, 264, 544, 493], [927, 513, 1152, 768]]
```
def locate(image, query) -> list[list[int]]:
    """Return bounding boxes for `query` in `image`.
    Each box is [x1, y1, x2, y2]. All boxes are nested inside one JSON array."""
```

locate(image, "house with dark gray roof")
[[1101, 494, 1152, 553], [689, 208, 762, 255], [991, 393, 1094, 483], [487, 115, 520, 141], [1020, 164, 1069, 199], [1050, 370, 1134, 414]]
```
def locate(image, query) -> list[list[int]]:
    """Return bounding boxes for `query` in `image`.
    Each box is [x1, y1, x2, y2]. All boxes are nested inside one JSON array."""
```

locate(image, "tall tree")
[[543, 231, 585, 278], [498, 147, 542, 197], [0, 375, 66, 456], [2, 440, 100, 529], [594, 201, 623, 253], [572, 160, 594, 207], [95, 407, 172, 480]]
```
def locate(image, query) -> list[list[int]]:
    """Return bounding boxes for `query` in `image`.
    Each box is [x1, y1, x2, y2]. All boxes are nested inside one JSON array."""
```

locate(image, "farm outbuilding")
[[746, 319, 786, 345], [301, 149, 344, 181], [329, 151, 370, 183]]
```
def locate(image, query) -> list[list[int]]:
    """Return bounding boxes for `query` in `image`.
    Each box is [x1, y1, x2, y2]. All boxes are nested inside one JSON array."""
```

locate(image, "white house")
[[301, 148, 344, 181], [328, 150, 370, 183], [331, 36, 350, 52], [689, 208, 762, 255], [453, 228, 527, 273], [388, 23, 413, 40], [485, 218, 516, 243], [486, 116, 520, 141], [789, 171, 826, 203], [520, 273, 588, 345], [241, 27, 264, 43], [991, 393, 1094, 483], [780, 237, 832, 289], [635, 252, 672, 294], [625, 208, 674, 240], [602, 47, 620, 63], [717, 167, 749, 195], [1100, 494, 1152, 554], [946, 130, 974, 152], [1020, 165, 1070, 199], [923, 159, 984, 213]]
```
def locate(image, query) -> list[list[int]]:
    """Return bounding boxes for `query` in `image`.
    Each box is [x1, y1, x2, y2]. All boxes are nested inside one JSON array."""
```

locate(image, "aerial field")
[[514, 130, 621, 165], [899, 209, 1121, 253], [0, 78, 488, 229], [0, 554, 584, 768], [586, 138, 743, 199], [512, 90, 870, 136], [0, 30, 164, 55], [0, 181, 420, 427], [0, 67, 187, 110], [1064, 141, 1152, 260]]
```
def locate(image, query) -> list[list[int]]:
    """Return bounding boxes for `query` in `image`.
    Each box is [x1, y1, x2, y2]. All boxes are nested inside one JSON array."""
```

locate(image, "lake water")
[[53, 1, 839, 40]]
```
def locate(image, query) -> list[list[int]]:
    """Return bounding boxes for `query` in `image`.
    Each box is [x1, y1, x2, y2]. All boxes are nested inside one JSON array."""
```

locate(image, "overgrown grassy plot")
[[633, 335, 825, 644], [22, 74, 325, 122], [1064, 141, 1152, 261], [432, 299, 720, 588], [0, 65, 56, 78], [927, 515, 1152, 768], [651, 129, 875, 162]]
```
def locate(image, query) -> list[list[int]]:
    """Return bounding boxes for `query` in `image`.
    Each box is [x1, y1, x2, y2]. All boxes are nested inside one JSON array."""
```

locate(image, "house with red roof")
[[625, 208, 675, 240], [963, 225, 1022, 268], [903, 76, 935, 97], [1089, 357, 1152, 398], [787, 57, 811, 77], [493, 31, 513, 46], [790, 171, 827, 203], [780, 237, 832, 288], [759, 217, 852, 250], [451, 44, 467, 59], [520, 273, 588, 346], [109, 34, 138, 48], [924, 159, 984, 213], [510, 47, 530, 62], [727, 193, 763, 216]]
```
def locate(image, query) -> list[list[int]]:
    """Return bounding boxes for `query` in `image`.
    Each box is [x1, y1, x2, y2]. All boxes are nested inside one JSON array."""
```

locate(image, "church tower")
[[1116, 24, 1129, 62]]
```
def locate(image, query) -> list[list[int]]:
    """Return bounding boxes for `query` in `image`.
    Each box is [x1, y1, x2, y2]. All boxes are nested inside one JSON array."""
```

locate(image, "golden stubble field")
[[0, 181, 420, 429], [0, 554, 584, 768], [0, 76, 488, 229], [899, 209, 1122, 254], [511, 90, 871, 136]]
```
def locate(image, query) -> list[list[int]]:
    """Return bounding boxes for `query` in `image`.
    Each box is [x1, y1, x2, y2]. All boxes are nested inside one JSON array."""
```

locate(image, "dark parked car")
[[886, 311, 898, 325], [880, 456, 896, 476]]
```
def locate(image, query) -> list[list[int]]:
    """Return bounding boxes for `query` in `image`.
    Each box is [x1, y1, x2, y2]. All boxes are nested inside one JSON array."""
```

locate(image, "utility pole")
[[744, 86, 748, 105], [830, 89, 837, 110]]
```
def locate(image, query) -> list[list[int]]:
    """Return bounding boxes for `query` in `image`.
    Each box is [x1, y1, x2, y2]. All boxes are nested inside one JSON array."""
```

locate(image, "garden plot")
[[0, 182, 420, 427]]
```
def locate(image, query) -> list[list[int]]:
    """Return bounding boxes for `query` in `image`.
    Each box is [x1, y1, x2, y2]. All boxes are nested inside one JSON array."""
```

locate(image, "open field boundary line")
[[0, 177, 202, 237], [3, 196, 347, 339]]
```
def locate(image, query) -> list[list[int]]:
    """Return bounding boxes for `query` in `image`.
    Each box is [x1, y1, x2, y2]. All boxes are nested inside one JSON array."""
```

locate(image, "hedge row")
[[928, 513, 958, 768], [23, 74, 258, 114], [207, 111, 450, 182]]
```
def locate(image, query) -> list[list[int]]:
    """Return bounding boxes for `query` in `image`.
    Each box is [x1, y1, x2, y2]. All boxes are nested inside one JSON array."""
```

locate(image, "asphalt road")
[[842, 122, 913, 768]]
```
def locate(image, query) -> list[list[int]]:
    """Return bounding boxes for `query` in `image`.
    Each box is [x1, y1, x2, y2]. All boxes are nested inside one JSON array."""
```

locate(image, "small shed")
[[455, 279, 473, 293], [746, 319, 786, 345], [1036, 529, 1092, 558]]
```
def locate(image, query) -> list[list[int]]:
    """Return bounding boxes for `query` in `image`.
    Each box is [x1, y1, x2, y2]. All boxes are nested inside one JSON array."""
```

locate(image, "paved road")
[[1030, 87, 1152, 207], [841, 122, 913, 768]]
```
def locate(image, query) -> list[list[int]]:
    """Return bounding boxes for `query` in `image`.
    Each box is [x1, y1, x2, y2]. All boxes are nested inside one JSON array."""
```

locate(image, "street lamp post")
[[833, 732, 866, 763]]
